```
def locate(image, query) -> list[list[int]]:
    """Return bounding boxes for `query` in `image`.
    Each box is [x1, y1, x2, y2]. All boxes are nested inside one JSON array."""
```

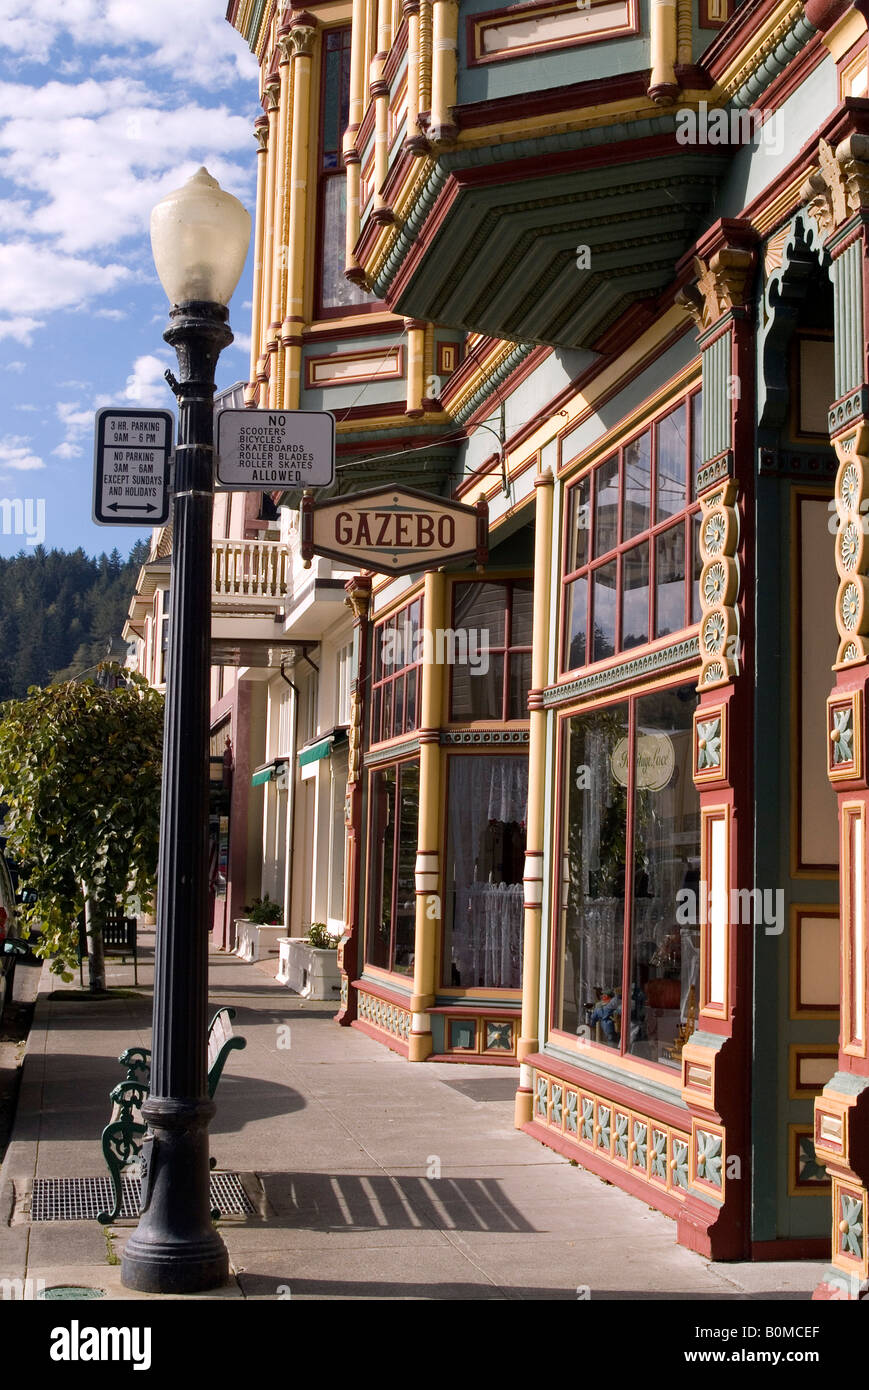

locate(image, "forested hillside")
[[0, 541, 149, 700]]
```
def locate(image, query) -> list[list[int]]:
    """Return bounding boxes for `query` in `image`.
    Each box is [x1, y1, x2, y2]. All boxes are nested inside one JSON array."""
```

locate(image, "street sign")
[[300, 485, 488, 577], [93, 408, 172, 527], [216, 408, 334, 490]]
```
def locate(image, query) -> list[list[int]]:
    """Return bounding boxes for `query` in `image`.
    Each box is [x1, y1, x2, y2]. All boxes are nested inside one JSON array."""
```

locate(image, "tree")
[[0, 665, 164, 989]]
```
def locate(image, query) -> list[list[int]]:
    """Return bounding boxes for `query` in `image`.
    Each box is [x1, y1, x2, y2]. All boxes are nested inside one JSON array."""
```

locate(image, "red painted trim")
[[428, 1003, 521, 1015], [304, 318, 400, 343], [750, 1238, 831, 1261], [351, 1018, 411, 1056], [455, 70, 651, 128], [351, 977, 413, 1009], [523, 1118, 688, 1219], [428, 1052, 520, 1065], [465, 0, 639, 69], [382, 17, 409, 86]]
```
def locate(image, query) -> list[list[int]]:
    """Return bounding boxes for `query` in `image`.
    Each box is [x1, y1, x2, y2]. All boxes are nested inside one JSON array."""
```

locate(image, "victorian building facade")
[[225, 0, 869, 1294]]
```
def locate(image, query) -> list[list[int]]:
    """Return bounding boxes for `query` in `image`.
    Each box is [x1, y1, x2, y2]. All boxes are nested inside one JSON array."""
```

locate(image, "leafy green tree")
[[0, 665, 164, 989]]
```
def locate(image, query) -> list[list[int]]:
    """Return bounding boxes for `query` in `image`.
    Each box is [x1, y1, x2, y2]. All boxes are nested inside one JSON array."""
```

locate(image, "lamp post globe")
[[121, 169, 250, 1295]]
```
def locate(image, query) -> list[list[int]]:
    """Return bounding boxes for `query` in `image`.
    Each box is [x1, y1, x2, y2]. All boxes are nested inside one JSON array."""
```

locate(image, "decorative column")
[[344, 0, 368, 284], [336, 575, 372, 1027], [248, 115, 270, 400], [260, 74, 281, 396], [268, 24, 294, 409], [801, 115, 869, 1299], [281, 16, 318, 410], [429, 0, 458, 143], [648, 0, 679, 103], [409, 569, 447, 1061], [676, 218, 757, 1260], [418, 0, 432, 127], [515, 467, 554, 1128], [405, 317, 425, 416], [403, 0, 426, 154]]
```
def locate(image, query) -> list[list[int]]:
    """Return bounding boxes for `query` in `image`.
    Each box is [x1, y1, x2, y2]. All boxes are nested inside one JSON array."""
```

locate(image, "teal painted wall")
[[457, 0, 651, 106]]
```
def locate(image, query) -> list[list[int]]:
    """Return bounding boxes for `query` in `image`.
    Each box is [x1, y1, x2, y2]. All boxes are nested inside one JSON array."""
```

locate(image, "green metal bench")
[[97, 1006, 246, 1224]]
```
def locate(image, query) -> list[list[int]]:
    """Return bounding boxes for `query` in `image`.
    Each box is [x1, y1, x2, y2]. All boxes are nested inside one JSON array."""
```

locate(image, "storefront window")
[[450, 579, 533, 721], [556, 680, 700, 1071], [370, 598, 422, 744], [628, 686, 700, 1066], [556, 702, 629, 1043], [365, 760, 419, 974], [442, 755, 528, 988], [563, 393, 703, 672], [316, 27, 369, 316]]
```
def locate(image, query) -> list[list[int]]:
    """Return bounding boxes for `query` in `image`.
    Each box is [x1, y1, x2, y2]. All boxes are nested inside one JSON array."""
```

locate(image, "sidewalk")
[[0, 934, 824, 1300]]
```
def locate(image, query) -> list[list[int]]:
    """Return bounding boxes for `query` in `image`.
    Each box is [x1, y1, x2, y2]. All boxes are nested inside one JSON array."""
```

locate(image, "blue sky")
[[0, 0, 261, 558]]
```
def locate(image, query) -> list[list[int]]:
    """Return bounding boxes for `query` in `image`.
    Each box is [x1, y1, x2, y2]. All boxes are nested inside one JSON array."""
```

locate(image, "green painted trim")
[[540, 1040, 690, 1112], [251, 765, 275, 786], [542, 636, 699, 706], [730, 14, 817, 109]]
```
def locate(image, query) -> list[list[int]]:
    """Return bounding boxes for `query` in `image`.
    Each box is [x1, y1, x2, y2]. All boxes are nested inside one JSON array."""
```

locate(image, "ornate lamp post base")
[[121, 1098, 228, 1294]]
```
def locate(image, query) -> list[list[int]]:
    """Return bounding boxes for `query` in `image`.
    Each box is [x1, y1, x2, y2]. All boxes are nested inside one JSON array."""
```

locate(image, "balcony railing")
[[211, 540, 290, 603]]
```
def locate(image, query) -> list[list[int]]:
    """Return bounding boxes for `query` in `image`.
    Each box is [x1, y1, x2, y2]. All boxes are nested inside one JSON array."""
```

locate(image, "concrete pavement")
[[0, 934, 825, 1300]]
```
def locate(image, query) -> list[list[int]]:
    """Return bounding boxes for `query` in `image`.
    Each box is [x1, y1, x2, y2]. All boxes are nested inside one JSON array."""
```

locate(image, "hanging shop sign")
[[611, 733, 675, 790], [92, 408, 172, 526], [215, 408, 335, 490], [300, 486, 489, 576]]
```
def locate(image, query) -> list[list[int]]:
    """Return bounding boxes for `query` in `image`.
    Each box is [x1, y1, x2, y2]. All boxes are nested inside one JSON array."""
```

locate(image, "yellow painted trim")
[[789, 900, 841, 1022], [823, 5, 867, 61], [788, 1043, 839, 1100], [788, 1124, 832, 1197], [715, 0, 806, 96]]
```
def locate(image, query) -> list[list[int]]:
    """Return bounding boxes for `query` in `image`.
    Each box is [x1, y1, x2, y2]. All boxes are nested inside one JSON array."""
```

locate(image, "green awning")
[[298, 728, 348, 768], [250, 759, 288, 787]]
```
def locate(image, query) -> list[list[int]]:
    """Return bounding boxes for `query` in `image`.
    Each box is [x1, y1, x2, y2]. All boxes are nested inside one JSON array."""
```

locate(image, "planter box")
[[235, 919, 284, 963], [276, 936, 341, 1000]]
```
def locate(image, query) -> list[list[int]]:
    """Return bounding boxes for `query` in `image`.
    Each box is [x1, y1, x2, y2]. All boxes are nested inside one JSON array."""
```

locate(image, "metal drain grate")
[[30, 1175, 254, 1221]]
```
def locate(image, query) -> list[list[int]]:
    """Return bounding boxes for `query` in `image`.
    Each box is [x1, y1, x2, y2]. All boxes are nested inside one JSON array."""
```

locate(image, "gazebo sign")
[[300, 486, 488, 576]]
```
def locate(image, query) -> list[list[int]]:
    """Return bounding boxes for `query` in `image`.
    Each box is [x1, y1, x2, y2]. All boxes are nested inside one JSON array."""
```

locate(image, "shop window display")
[[365, 761, 419, 974], [443, 755, 528, 987], [557, 681, 699, 1069]]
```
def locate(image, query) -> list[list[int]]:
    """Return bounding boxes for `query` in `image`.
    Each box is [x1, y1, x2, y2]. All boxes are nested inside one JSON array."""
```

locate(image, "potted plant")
[[235, 894, 284, 961], [276, 921, 342, 1000]]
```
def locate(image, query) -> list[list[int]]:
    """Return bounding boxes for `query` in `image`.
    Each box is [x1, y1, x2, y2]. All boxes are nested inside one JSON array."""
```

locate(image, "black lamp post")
[[121, 168, 250, 1294]]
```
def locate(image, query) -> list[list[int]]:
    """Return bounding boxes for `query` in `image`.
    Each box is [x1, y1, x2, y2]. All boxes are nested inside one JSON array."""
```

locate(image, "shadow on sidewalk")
[[257, 1170, 537, 1234]]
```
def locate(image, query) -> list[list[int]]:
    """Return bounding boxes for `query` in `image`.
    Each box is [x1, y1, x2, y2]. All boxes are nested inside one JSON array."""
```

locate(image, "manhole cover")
[[30, 1175, 255, 1221], [38, 1286, 106, 1300]]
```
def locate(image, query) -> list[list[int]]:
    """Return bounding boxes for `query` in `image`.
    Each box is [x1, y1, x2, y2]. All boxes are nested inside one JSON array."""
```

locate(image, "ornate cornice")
[[543, 637, 700, 706]]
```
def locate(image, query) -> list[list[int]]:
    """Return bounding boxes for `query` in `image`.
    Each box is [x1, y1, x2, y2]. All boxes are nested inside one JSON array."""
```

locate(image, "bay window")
[[563, 393, 703, 672]]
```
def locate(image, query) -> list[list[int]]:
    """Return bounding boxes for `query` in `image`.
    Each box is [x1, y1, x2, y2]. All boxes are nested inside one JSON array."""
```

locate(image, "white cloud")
[[94, 307, 127, 320], [0, 242, 130, 330], [0, 435, 45, 471], [231, 331, 252, 355], [13, 402, 37, 412], [52, 441, 84, 459], [0, 1, 258, 90], [115, 353, 173, 408], [2, 361, 26, 372], [0, 315, 41, 343]]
